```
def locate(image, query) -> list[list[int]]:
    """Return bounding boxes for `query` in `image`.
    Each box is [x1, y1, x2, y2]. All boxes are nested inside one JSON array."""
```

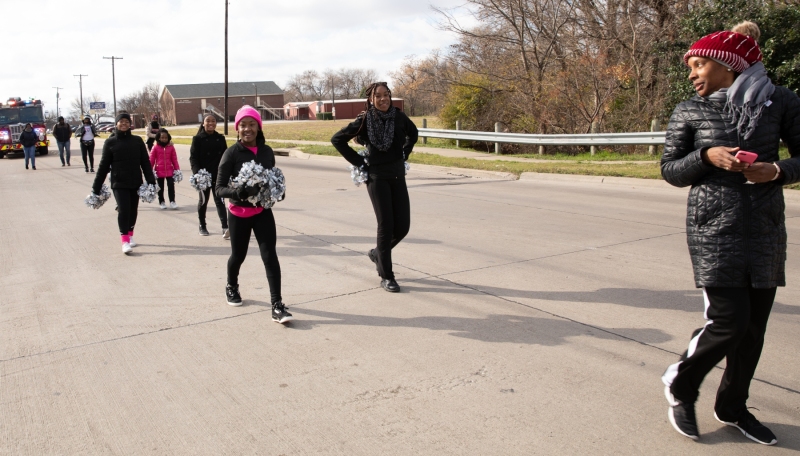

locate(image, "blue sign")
[[89, 102, 106, 110]]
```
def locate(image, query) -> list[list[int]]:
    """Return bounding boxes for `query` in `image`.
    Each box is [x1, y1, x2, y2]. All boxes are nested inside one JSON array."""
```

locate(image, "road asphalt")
[[1, 143, 798, 455]]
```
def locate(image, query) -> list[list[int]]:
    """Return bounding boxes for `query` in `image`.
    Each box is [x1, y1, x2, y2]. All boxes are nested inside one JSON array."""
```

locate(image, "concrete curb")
[[519, 172, 672, 189]]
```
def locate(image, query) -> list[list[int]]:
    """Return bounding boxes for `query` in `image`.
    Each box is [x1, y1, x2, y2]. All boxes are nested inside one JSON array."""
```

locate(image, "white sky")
[[7, 0, 474, 118]]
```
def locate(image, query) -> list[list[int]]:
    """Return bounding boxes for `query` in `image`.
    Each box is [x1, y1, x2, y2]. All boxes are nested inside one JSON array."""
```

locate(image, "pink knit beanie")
[[234, 105, 262, 131], [684, 31, 762, 73]]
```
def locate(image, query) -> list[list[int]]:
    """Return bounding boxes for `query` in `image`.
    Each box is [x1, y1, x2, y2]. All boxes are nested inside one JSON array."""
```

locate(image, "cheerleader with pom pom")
[[149, 129, 180, 210], [91, 113, 157, 254], [215, 106, 292, 323], [190, 114, 229, 237], [331, 82, 418, 293]]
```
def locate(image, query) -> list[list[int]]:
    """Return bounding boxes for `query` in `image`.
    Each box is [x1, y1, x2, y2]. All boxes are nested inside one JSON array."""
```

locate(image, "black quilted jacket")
[[662, 86, 800, 288]]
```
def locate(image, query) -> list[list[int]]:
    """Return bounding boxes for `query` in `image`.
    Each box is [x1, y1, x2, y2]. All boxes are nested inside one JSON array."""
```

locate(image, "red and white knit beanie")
[[683, 31, 762, 73]]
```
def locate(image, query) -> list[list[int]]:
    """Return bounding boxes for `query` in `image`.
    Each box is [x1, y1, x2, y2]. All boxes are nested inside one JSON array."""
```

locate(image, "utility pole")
[[73, 74, 87, 117], [224, 0, 229, 135], [52, 86, 63, 118], [103, 56, 123, 117], [330, 76, 335, 120], [253, 82, 258, 120]]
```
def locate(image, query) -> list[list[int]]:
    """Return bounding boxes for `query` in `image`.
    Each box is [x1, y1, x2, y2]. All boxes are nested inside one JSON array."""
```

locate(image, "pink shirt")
[[228, 145, 264, 218]]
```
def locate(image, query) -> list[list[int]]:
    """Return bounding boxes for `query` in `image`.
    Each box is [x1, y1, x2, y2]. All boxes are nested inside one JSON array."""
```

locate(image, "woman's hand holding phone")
[[702, 146, 749, 172]]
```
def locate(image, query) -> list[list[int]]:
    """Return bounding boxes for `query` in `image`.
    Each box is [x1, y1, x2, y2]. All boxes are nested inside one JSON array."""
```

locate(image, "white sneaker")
[[159, 202, 167, 210], [129, 237, 137, 247], [170, 201, 178, 209], [222, 228, 230, 240], [122, 242, 132, 254]]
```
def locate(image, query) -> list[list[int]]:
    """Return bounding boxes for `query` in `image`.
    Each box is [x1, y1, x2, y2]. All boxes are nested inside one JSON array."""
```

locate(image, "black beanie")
[[115, 112, 132, 123]]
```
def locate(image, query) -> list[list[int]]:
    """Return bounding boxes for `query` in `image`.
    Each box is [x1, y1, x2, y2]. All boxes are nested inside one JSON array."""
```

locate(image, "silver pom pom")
[[405, 161, 410, 175], [358, 148, 370, 166], [256, 167, 286, 208], [137, 182, 161, 203], [84, 184, 111, 209], [189, 169, 212, 191], [172, 169, 183, 183], [228, 160, 286, 208], [348, 165, 369, 186]]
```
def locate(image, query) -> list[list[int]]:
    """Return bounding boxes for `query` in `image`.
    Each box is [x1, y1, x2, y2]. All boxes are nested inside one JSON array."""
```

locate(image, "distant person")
[[52, 116, 72, 166], [661, 21, 800, 445], [19, 123, 38, 170], [190, 113, 229, 236], [91, 113, 156, 255], [149, 128, 180, 210], [215, 106, 292, 324], [146, 114, 160, 152], [76, 116, 97, 173], [331, 82, 418, 292]]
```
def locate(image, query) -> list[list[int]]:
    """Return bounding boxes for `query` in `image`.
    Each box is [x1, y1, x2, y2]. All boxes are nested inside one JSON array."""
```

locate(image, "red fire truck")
[[0, 97, 49, 158]]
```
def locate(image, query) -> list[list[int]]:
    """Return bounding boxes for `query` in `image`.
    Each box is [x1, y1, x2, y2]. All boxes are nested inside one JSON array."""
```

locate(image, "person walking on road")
[[146, 114, 160, 152], [91, 113, 156, 255], [19, 123, 38, 170], [331, 82, 418, 293], [190, 114, 229, 237], [76, 116, 97, 173], [52, 116, 72, 167], [660, 21, 800, 445], [215, 106, 292, 324], [149, 129, 180, 210]]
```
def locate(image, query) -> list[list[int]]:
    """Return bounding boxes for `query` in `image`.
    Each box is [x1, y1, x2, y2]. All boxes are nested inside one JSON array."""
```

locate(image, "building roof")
[[163, 81, 283, 99]]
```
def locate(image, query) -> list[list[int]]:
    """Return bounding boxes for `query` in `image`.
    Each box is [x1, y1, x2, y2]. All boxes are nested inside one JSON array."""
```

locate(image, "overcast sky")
[[7, 0, 474, 118]]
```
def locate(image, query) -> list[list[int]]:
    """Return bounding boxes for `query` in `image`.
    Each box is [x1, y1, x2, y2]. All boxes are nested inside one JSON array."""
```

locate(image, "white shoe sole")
[[227, 300, 243, 307], [714, 413, 777, 445], [273, 315, 294, 324], [664, 386, 678, 406]]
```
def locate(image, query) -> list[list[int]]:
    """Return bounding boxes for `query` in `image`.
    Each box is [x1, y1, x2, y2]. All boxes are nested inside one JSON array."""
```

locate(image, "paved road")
[[1, 145, 799, 455]]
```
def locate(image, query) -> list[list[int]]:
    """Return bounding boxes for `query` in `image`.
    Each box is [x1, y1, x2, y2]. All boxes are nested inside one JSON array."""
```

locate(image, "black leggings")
[[366, 175, 410, 280], [664, 285, 776, 421], [157, 177, 175, 203], [227, 209, 281, 303], [198, 186, 227, 228], [80, 140, 95, 169], [113, 189, 140, 235]]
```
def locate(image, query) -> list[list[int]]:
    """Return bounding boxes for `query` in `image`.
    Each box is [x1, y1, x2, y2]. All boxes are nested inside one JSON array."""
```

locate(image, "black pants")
[[146, 138, 155, 152], [80, 140, 95, 169], [366, 175, 410, 280], [227, 209, 281, 303], [664, 285, 776, 421], [157, 177, 175, 204], [198, 186, 227, 228], [113, 189, 140, 235]]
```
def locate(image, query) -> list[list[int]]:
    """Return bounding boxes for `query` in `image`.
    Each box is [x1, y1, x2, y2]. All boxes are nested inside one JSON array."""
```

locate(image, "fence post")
[[590, 121, 598, 156], [456, 120, 461, 148], [422, 118, 427, 145], [648, 118, 659, 155], [494, 122, 501, 154]]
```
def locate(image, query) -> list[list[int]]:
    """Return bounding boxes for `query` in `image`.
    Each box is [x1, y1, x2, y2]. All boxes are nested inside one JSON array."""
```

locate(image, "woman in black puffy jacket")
[[91, 113, 156, 255], [660, 22, 800, 445], [331, 82, 418, 293], [190, 114, 229, 237]]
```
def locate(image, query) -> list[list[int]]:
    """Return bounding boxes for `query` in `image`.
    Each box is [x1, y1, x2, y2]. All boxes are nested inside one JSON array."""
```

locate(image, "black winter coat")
[[331, 109, 418, 178], [189, 130, 228, 183], [215, 141, 276, 208], [93, 131, 156, 194], [661, 86, 800, 288], [19, 130, 37, 148], [53, 123, 72, 142]]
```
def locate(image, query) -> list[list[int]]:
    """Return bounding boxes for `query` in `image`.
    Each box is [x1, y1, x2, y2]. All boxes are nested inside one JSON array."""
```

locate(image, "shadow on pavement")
[[699, 421, 800, 449]]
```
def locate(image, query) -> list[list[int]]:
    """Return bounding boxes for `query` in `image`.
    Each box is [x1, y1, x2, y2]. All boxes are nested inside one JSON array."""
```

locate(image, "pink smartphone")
[[735, 150, 758, 164]]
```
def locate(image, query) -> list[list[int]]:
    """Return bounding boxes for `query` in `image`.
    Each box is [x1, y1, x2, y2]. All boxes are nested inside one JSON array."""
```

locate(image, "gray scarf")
[[723, 62, 775, 140], [365, 106, 396, 152]]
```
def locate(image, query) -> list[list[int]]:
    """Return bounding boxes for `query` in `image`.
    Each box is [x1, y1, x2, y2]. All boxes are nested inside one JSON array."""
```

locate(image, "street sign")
[[89, 102, 106, 110]]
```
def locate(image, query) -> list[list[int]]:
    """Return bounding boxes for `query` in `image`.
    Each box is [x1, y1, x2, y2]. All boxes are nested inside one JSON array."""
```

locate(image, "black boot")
[[381, 279, 400, 293]]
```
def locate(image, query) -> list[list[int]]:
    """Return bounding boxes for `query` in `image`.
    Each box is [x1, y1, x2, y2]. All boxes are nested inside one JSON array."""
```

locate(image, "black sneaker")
[[665, 386, 699, 440], [272, 301, 293, 323], [226, 284, 243, 307], [715, 410, 777, 445], [85, 168, 89, 173], [368, 249, 379, 275], [381, 279, 400, 293], [199, 226, 210, 236], [90, 168, 94, 173]]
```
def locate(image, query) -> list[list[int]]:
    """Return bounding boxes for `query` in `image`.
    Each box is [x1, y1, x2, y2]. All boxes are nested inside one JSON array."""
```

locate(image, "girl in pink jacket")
[[149, 129, 181, 209]]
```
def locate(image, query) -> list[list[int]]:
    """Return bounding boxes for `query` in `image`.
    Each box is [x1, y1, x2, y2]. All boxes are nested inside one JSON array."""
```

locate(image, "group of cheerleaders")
[[91, 82, 416, 325]]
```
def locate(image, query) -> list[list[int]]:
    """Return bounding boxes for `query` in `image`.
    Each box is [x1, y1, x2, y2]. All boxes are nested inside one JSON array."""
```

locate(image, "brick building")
[[283, 98, 405, 121], [160, 81, 284, 125]]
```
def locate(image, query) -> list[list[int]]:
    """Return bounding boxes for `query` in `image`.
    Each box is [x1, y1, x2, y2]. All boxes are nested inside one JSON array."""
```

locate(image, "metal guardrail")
[[417, 128, 666, 146]]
